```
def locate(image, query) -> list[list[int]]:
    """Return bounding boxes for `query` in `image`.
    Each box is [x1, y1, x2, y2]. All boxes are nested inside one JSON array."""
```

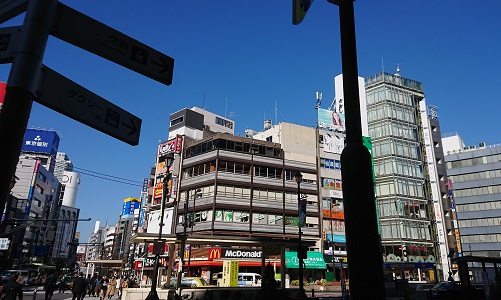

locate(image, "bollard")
[[32, 288, 37, 300], [311, 288, 314, 297]]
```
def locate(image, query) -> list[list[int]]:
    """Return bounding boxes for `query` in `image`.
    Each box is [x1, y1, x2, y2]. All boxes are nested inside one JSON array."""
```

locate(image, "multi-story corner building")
[[178, 130, 320, 274], [443, 134, 501, 282], [11, 129, 63, 265], [365, 71, 452, 281]]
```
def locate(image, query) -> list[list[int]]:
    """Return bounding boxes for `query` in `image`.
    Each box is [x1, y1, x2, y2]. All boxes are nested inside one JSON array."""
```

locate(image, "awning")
[[285, 251, 327, 269], [182, 260, 282, 267]]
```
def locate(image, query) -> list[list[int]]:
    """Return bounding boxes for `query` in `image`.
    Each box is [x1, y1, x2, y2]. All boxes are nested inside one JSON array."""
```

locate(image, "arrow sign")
[[35, 65, 142, 145], [0, 0, 28, 24], [51, 3, 174, 86], [0, 25, 20, 63]]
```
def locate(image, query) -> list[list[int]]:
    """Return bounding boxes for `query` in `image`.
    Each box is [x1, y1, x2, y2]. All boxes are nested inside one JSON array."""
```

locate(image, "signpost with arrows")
[[0, 0, 174, 237]]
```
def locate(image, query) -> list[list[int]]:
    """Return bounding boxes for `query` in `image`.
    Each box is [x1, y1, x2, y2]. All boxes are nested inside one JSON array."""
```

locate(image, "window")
[[170, 116, 183, 126]]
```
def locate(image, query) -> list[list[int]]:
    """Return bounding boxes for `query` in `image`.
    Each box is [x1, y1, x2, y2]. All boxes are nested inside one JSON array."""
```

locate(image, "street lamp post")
[[145, 154, 173, 300], [295, 171, 306, 298]]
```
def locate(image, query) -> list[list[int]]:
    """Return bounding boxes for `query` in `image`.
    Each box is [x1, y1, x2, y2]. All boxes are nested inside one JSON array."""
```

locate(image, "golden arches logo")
[[208, 248, 221, 260]]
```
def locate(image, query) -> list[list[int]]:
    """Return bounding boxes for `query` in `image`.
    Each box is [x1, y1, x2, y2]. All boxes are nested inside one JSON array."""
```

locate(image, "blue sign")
[[327, 234, 346, 243], [21, 129, 60, 157], [122, 200, 140, 216]]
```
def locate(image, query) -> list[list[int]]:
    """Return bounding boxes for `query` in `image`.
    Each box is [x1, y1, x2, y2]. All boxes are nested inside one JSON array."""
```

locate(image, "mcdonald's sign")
[[208, 247, 222, 260]]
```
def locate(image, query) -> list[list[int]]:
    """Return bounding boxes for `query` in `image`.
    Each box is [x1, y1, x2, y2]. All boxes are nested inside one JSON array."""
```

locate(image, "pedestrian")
[[85, 275, 92, 297], [89, 274, 97, 297], [115, 277, 120, 297], [58, 274, 66, 293], [99, 275, 109, 300], [107, 276, 117, 299], [0, 273, 23, 300], [43, 273, 57, 300], [72, 272, 86, 300], [93, 275, 102, 298], [119, 278, 127, 298]]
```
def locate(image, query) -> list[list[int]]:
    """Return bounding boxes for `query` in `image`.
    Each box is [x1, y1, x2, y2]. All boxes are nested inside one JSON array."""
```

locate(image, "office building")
[[365, 71, 452, 281], [443, 134, 501, 282]]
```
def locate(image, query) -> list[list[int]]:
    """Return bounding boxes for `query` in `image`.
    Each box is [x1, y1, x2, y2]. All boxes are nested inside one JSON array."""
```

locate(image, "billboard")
[[146, 207, 174, 234], [157, 135, 183, 158], [122, 198, 140, 217], [318, 107, 345, 132], [21, 129, 60, 157], [324, 134, 344, 154]]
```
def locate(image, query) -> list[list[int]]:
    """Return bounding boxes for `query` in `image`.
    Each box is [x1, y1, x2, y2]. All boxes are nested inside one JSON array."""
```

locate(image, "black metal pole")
[[0, 0, 57, 225], [145, 173, 169, 300], [337, 1, 385, 299]]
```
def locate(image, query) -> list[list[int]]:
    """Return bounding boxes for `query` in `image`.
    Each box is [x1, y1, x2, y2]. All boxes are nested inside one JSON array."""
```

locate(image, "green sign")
[[285, 251, 327, 269]]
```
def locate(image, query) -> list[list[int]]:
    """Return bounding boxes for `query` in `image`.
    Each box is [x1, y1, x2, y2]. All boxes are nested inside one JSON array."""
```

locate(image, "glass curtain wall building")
[[365, 72, 439, 281]]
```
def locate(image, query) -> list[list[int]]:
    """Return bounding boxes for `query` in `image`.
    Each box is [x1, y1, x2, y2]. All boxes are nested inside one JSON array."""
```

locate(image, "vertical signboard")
[[420, 100, 450, 279], [221, 260, 238, 287], [362, 136, 379, 233], [138, 178, 149, 229], [298, 195, 307, 228]]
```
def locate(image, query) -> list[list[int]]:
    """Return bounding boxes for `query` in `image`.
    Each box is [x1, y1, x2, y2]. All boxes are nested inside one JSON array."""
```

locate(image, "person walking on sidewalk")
[[93, 275, 102, 298], [107, 276, 117, 299], [57, 274, 66, 294], [72, 272, 86, 300], [44, 273, 57, 300], [99, 275, 109, 300]]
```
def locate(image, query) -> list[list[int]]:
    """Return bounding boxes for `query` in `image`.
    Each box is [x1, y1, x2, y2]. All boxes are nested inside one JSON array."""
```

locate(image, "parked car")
[[162, 277, 213, 288], [427, 281, 482, 299], [0, 270, 29, 285]]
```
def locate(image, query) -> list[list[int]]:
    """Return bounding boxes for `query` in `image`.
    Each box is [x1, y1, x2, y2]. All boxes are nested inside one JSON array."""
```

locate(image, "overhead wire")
[[73, 168, 143, 187]]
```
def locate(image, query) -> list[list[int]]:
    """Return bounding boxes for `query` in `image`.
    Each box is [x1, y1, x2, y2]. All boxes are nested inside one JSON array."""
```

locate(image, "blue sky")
[[1, 0, 500, 241]]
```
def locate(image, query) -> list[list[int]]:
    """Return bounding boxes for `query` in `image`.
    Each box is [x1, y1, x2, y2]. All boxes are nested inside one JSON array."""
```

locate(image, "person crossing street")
[[72, 272, 87, 300]]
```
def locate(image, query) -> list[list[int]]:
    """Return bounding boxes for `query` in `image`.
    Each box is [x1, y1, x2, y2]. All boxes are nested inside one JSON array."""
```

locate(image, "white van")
[[237, 273, 261, 287]]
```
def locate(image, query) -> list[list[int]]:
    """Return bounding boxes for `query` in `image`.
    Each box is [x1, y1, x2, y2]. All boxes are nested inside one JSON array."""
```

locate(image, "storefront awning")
[[183, 260, 282, 267], [285, 251, 327, 269]]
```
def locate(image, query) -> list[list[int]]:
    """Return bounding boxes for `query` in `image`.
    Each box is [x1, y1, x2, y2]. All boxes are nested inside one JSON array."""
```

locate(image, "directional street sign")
[[52, 3, 174, 86], [0, 0, 28, 24], [0, 25, 19, 63], [36, 66, 142, 146]]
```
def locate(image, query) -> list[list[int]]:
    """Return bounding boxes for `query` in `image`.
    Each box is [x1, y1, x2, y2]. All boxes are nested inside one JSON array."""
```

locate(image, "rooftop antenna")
[[315, 91, 322, 110], [225, 97, 227, 118], [381, 57, 384, 73], [275, 101, 278, 125]]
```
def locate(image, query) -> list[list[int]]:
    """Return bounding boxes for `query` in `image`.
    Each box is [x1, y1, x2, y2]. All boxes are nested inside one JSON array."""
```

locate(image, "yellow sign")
[[222, 260, 239, 287]]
